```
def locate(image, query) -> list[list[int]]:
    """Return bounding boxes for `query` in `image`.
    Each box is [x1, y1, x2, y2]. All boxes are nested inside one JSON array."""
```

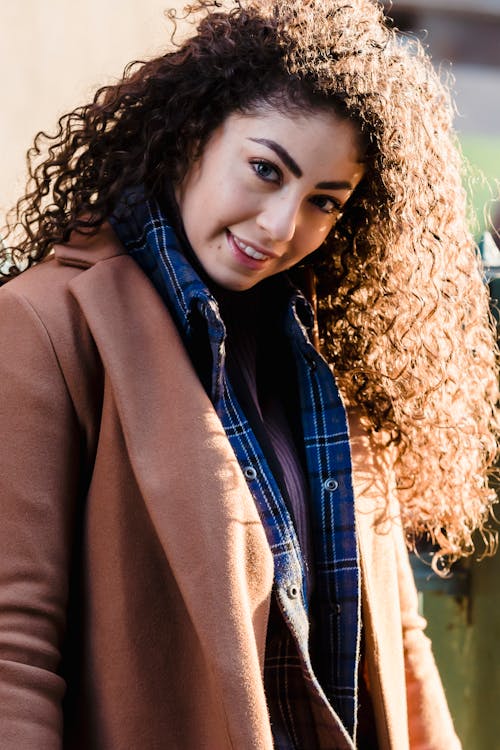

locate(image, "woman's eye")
[[250, 160, 281, 184], [309, 194, 343, 215]]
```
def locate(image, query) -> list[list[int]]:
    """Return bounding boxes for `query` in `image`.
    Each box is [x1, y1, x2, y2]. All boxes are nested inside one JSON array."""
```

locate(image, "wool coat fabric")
[[0, 226, 461, 750]]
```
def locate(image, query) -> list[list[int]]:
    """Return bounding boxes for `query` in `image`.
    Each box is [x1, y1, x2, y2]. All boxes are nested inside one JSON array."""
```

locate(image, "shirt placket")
[[286, 297, 361, 741]]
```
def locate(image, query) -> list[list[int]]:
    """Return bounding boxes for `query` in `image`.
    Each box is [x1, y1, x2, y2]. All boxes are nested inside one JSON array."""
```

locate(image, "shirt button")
[[308, 357, 317, 371], [323, 478, 339, 492], [243, 466, 257, 481], [287, 583, 300, 599]]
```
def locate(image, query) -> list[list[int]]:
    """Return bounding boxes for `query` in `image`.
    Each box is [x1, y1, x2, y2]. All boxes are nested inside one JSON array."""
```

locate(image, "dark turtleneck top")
[[211, 280, 314, 592]]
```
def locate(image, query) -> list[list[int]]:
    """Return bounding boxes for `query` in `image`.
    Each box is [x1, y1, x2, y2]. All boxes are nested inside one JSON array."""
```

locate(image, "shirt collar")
[[110, 192, 315, 351]]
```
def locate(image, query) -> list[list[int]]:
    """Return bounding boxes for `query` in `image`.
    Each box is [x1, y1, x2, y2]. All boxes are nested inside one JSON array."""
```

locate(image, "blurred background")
[[384, 0, 500, 241], [0, 0, 187, 216], [1, 1, 499, 747]]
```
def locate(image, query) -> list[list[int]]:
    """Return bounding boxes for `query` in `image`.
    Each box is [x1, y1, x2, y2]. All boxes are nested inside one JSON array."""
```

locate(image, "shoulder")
[[0, 225, 128, 431], [347, 407, 402, 564], [2, 222, 124, 305], [1, 223, 125, 341], [347, 408, 396, 501]]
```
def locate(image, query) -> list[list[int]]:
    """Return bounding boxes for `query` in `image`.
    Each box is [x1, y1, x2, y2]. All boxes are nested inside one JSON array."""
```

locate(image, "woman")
[[0, 1, 498, 748]]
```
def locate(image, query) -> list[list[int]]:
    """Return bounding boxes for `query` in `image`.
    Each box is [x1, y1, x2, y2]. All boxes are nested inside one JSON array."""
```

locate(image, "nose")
[[256, 195, 301, 244]]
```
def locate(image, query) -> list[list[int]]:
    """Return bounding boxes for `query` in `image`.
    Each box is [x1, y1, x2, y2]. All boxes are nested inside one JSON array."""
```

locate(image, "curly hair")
[[2, 0, 499, 566]]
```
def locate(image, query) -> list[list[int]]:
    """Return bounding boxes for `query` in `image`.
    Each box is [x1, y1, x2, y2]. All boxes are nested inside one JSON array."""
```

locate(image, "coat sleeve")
[[394, 524, 462, 750], [0, 286, 81, 749]]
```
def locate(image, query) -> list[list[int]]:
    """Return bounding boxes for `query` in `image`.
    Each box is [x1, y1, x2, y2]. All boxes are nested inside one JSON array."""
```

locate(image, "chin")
[[206, 268, 260, 292], [220, 278, 258, 292]]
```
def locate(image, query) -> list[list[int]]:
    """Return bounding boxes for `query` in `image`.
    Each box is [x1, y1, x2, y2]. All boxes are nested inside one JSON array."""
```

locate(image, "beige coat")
[[0, 227, 461, 749]]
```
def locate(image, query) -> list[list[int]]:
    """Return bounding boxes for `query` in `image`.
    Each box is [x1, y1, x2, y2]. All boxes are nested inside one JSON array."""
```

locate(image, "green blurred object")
[[421, 552, 500, 750], [460, 134, 500, 234]]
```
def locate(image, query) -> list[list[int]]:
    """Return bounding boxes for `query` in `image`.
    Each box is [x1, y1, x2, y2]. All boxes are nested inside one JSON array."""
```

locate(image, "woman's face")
[[175, 107, 365, 291]]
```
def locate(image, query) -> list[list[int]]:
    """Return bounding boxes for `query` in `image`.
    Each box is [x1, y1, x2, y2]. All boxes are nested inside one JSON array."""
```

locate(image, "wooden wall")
[[0, 0, 189, 215]]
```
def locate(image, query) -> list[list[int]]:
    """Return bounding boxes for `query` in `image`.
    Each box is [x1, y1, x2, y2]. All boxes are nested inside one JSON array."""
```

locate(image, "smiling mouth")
[[229, 231, 269, 262]]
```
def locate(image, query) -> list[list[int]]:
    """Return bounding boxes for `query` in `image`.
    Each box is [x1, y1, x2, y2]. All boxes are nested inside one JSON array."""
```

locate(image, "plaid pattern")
[[110, 197, 361, 748]]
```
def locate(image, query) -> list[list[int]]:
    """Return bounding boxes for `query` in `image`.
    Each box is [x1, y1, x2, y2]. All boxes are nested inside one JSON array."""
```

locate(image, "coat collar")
[[58, 225, 274, 577], [56, 227, 276, 745], [53, 222, 125, 267]]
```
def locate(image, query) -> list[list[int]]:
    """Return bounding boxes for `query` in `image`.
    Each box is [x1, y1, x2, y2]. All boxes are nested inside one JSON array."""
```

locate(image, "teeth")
[[233, 235, 267, 261]]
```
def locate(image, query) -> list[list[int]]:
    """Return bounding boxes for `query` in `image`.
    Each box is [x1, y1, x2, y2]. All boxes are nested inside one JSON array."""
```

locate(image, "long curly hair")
[[2, 0, 499, 566]]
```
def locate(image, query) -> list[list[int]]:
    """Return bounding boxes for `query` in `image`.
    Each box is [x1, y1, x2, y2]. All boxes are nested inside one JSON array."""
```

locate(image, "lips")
[[231, 234, 268, 261], [226, 231, 276, 269]]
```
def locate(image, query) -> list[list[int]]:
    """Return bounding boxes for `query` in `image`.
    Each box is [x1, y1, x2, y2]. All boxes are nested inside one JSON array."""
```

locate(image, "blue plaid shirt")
[[111, 197, 361, 749]]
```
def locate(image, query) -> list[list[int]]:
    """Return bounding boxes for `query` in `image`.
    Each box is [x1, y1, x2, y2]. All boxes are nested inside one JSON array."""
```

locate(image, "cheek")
[[218, 185, 260, 226], [298, 221, 333, 257]]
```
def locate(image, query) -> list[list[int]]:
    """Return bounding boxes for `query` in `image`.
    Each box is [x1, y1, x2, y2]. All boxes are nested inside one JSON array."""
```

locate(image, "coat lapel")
[[57, 236, 275, 747]]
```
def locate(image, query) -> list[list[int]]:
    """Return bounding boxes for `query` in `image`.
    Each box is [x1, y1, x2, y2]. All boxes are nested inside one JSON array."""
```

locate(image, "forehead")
[[207, 107, 364, 176]]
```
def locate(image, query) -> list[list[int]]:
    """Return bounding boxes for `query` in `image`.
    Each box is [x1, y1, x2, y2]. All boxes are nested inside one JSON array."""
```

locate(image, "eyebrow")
[[248, 138, 302, 178], [315, 180, 354, 190], [247, 137, 353, 190]]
